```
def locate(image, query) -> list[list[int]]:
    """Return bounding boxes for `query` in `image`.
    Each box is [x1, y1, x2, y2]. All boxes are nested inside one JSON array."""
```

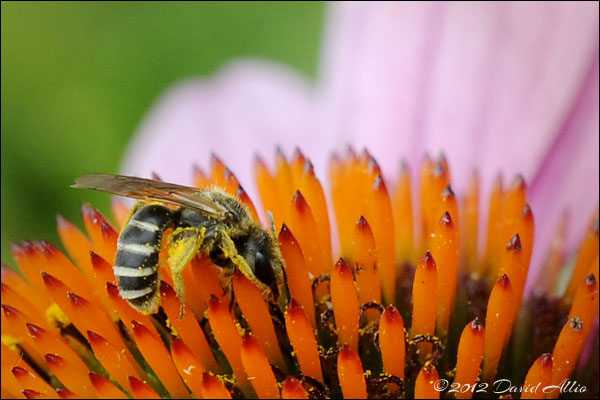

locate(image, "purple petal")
[[121, 59, 336, 202], [525, 53, 599, 296]]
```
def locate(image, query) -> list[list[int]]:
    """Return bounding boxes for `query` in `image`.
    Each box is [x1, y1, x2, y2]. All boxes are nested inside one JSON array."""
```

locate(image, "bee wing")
[[72, 173, 229, 220]]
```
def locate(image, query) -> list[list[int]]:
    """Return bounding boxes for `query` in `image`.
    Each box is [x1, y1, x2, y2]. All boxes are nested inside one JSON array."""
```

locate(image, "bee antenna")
[[266, 211, 276, 235]]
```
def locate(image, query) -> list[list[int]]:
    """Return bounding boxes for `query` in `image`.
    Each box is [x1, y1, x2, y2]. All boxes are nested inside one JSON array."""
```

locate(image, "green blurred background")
[[1, 2, 325, 265]]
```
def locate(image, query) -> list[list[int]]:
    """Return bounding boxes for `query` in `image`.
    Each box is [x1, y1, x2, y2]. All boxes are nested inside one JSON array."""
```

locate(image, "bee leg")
[[168, 226, 206, 318], [228, 284, 236, 312], [215, 228, 272, 299]]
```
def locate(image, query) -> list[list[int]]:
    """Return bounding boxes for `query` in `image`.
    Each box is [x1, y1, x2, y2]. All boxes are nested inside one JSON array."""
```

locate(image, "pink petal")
[[121, 59, 335, 202], [525, 53, 599, 296], [321, 2, 598, 190]]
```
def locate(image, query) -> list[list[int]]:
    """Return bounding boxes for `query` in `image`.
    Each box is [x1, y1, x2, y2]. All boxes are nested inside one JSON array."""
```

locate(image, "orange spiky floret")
[[281, 377, 309, 399], [414, 364, 440, 399], [128, 376, 161, 399], [240, 334, 280, 399], [232, 269, 286, 370], [89, 372, 128, 399], [411, 251, 437, 358], [289, 190, 326, 277], [453, 318, 484, 400], [521, 353, 552, 400], [482, 273, 514, 382], [393, 162, 415, 264], [159, 282, 219, 373], [337, 345, 367, 399], [44, 353, 96, 398], [1, 149, 598, 399], [201, 373, 232, 399], [461, 170, 479, 272], [130, 320, 190, 399], [331, 258, 360, 351], [284, 300, 324, 383], [278, 224, 316, 327], [430, 212, 458, 338], [299, 159, 332, 268], [206, 295, 251, 395], [379, 305, 406, 380], [564, 214, 599, 302], [169, 338, 205, 398], [548, 317, 586, 399], [483, 173, 504, 273], [352, 216, 381, 305]]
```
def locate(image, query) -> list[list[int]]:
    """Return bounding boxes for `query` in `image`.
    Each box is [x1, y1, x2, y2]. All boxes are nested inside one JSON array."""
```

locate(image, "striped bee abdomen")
[[113, 203, 174, 312]]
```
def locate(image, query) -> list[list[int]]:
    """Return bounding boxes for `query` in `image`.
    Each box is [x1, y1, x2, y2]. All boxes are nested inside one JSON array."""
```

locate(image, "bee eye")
[[254, 251, 278, 297]]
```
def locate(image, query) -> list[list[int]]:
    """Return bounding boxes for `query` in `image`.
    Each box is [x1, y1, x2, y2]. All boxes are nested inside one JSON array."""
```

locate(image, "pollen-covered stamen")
[[201, 372, 232, 399], [131, 320, 190, 399], [461, 170, 479, 273], [568, 271, 599, 339], [159, 282, 219, 373], [26, 323, 88, 375], [232, 269, 286, 370], [352, 216, 381, 305], [86, 331, 140, 392], [379, 305, 406, 380], [483, 173, 505, 274], [190, 256, 230, 305], [169, 338, 205, 398], [564, 215, 599, 303], [411, 251, 437, 359], [281, 377, 309, 399], [56, 215, 96, 280], [498, 234, 524, 329], [64, 290, 124, 353], [299, 159, 332, 268], [285, 300, 323, 383], [88, 372, 127, 399], [207, 295, 250, 395], [517, 204, 535, 276], [255, 154, 284, 229], [128, 376, 161, 399], [337, 344, 367, 399], [521, 353, 553, 400], [414, 364, 440, 399], [548, 317, 585, 399], [289, 190, 325, 277], [454, 318, 484, 400], [365, 174, 396, 303], [500, 175, 527, 255], [430, 211, 458, 338], [276, 147, 295, 219], [331, 258, 360, 351], [240, 334, 279, 399], [10, 364, 58, 399], [483, 273, 513, 382], [278, 224, 316, 327], [81, 203, 118, 263], [393, 161, 415, 264], [44, 353, 97, 398]]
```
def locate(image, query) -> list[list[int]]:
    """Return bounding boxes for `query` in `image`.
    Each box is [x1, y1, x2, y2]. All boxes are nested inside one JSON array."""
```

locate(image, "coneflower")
[[1, 149, 598, 399]]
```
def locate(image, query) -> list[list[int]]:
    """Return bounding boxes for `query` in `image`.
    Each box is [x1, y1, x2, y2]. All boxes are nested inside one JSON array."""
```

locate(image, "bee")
[[73, 173, 287, 315]]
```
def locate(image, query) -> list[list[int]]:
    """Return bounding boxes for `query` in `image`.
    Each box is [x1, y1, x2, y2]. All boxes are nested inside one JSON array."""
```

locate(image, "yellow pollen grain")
[[45, 303, 70, 327]]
